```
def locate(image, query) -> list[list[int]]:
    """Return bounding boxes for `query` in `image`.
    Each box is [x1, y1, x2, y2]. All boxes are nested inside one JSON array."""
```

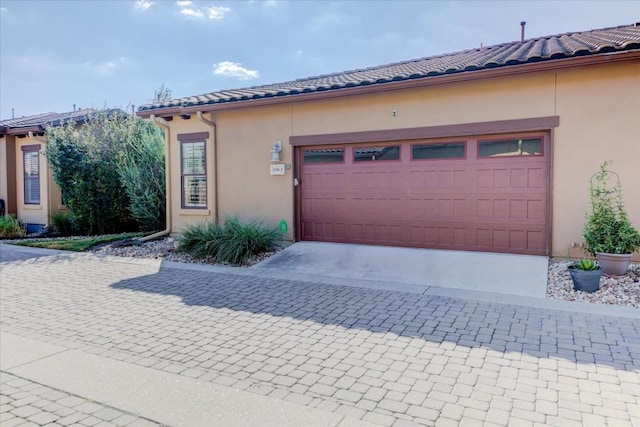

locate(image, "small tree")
[[46, 110, 131, 234], [151, 83, 172, 104], [117, 119, 166, 231], [45, 110, 166, 234]]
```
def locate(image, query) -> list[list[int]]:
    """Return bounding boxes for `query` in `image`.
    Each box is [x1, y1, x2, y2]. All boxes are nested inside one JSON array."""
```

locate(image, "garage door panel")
[[300, 136, 549, 255]]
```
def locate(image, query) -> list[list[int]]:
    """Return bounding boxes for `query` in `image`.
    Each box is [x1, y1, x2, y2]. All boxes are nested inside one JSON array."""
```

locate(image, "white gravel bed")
[[4, 236, 639, 308], [547, 259, 639, 308]]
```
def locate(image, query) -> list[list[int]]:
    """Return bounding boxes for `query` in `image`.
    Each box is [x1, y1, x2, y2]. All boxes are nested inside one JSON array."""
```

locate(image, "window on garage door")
[[478, 137, 543, 157], [412, 141, 466, 160]]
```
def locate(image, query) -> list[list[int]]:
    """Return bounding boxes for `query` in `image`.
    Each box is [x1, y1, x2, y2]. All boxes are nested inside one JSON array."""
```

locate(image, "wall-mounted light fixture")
[[271, 141, 282, 162]]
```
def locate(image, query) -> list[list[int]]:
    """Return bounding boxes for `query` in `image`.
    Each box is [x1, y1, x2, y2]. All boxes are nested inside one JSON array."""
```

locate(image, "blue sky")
[[1, 0, 638, 119]]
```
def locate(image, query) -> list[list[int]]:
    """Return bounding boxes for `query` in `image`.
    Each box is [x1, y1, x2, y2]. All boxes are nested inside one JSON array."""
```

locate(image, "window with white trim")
[[179, 133, 208, 209], [23, 146, 40, 205]]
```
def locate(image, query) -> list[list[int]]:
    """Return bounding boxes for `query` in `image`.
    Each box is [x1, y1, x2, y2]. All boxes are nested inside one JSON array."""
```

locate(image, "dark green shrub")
[[216, 216, 282, 265], [117, 119, 165, 231], [583, 162, 640, 255], [45, 109, 165, 235], [0, 216, 26, 239], [177, 216, 282, 265], [50, 211, 79, 236], [45, 110, 131, 234], [177, 220, 224, 260]]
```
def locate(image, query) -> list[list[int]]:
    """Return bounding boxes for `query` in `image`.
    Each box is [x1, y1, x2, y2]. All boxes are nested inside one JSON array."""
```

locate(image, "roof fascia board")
[[136, 49, 640, 118], [290, 116, 560, 146]]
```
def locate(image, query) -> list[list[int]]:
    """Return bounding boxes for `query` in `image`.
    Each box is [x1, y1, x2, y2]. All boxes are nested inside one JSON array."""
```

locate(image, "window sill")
[[178, 209, 211, 216], [23, 205, 43, 210]]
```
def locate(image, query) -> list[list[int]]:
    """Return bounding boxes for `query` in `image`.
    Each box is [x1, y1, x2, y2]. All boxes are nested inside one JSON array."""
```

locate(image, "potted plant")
[[583, 161, 640, 275], [567, 259, 603, 292]]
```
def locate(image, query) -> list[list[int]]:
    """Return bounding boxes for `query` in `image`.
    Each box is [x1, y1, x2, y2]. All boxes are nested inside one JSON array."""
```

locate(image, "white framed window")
[[22, 145, 41, 205], [179, 133, 209, 209]]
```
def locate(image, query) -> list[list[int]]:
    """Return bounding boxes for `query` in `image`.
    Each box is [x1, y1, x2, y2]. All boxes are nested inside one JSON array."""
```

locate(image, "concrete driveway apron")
[[1, 244, 639, 426]]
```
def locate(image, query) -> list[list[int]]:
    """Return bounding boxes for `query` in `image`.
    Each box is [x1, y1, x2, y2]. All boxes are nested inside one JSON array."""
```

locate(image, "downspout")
[[140, 115, 172, 242], [196, 111, 218, 223], [28, 131, 52, 224]]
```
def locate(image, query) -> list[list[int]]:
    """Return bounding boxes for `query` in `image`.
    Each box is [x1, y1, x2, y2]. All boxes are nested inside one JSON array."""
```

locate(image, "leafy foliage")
[[117, 119, 166, 231], [177, 216, 282, 265], [583, 162, 640, 255], [572, 258, 599, 271], [0, 215, 26, 239], [50, 211, 79, 236], [45, 110, 165, 234]]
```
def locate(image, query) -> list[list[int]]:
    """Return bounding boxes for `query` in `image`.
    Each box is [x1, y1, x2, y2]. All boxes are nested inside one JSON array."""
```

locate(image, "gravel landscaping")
[[4, 236, 639, 308]]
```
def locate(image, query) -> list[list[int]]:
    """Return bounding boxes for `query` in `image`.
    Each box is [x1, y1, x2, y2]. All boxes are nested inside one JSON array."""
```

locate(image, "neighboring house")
[[137, 23, 640, 260], [0, 109, 94, 232]]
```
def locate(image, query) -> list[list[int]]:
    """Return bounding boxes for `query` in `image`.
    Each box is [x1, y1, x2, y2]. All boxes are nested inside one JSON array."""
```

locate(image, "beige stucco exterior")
[[159, 59, 639, 259], [13, 136, 65, 228]]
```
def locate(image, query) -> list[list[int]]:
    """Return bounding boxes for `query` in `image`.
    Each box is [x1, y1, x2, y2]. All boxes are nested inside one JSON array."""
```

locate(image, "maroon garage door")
[[298, 134, 549, 255]]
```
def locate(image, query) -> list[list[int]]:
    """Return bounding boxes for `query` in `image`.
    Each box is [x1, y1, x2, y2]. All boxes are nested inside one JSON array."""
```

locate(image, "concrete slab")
[[253, 242, 549, 298], [4, 333, 373, 427], [0, 331, 68, 370]]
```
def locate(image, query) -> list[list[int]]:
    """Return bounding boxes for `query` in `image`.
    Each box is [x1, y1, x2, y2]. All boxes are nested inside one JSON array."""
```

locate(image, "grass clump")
[[14, 233, 143, 252], [0, 216, 26, 239], [50, 211, 80, 236], [178, 216, 282, 265]]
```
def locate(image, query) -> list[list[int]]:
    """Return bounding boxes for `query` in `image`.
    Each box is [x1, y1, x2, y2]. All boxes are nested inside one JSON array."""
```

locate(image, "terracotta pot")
[[596, 253, 632, 275], [568, 266, 603, 293]]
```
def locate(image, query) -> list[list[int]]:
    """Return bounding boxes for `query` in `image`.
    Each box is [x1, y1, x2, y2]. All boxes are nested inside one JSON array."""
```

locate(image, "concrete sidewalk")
[[1, 332, 375, 427]]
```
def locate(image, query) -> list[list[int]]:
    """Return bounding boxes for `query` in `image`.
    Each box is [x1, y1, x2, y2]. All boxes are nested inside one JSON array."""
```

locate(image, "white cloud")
[[134, 0, 154, 11], [213, 61, 259, 80], [0, 7, 7, 12], [82, 57, 129, 76], [179, 7, 204, 18], [207, 6, 230, 20], [177, 3, 230, 20]]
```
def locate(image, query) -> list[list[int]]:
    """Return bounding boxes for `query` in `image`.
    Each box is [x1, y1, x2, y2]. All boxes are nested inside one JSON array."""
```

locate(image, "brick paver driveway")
[[1, 247, 639, 426]]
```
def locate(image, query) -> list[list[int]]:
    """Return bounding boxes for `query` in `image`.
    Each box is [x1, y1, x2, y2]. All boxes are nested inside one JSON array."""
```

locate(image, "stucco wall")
[[166, 60, 640, 258], [14, 136, 64, 227]]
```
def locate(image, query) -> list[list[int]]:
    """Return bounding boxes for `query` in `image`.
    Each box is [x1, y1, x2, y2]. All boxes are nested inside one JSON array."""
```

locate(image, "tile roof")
[[139, 23, 640, 113], [0, 109, 97, 134]]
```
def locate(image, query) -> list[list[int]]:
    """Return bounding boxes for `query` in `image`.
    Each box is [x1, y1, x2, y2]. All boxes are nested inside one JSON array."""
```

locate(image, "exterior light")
[[271, 141, 282, 162]]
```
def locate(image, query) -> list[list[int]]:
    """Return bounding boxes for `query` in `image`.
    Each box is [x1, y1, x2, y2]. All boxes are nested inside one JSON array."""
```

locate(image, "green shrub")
[[50, 211, 79, 236], [583, 162, 640, 255], [216, 216, 282, 265], [116, 119, 166, 231], [177, 216, 282, 265], [0, 216, 26, 239], [177, 220, 224, 260]]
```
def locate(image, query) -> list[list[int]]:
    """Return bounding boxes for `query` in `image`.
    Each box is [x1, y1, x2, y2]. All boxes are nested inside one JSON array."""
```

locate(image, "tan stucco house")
[[137, 23, 640, 260], [0, 109, 94, 232]]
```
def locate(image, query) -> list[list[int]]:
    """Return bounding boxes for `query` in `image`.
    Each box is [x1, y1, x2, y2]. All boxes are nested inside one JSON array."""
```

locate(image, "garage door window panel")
[[353, 145, 400, 162], [478, 138, 543, 157], [412, 141, 466, 160], [303, 149, 344, 163]]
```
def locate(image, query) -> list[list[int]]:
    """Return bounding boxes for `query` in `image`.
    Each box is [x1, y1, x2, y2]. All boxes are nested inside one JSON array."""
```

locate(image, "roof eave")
[[136, 49, 640, 118], [6, 125, 44, 136]]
